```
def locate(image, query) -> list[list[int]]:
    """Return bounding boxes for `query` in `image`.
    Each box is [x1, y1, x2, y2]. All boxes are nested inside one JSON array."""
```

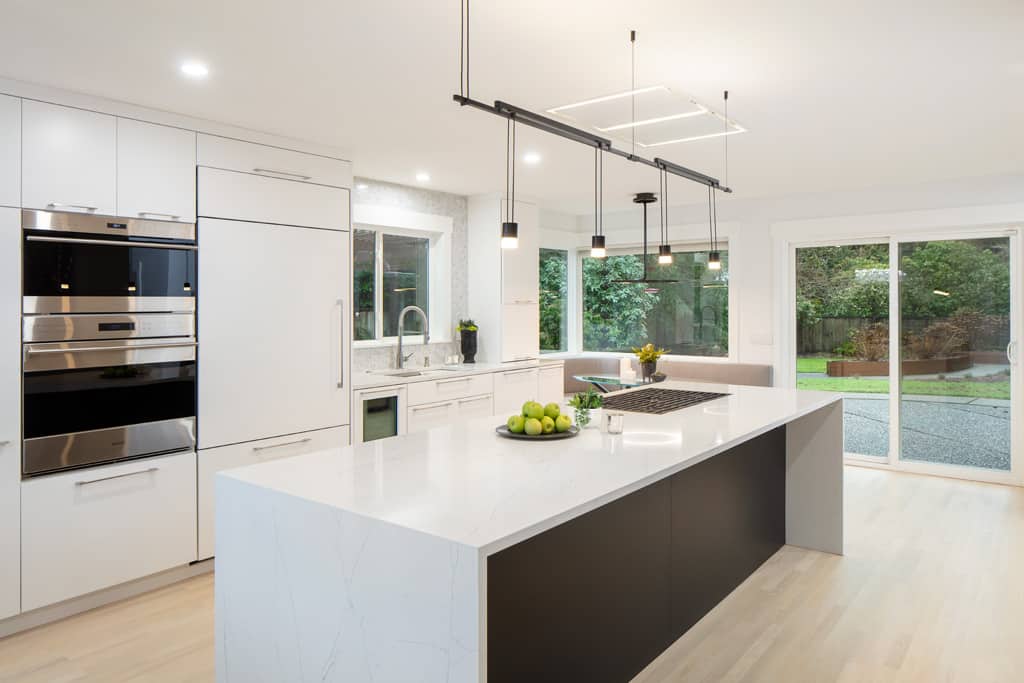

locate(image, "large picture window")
[[581, 248, 728, 356], [353, 228, 430, 341]]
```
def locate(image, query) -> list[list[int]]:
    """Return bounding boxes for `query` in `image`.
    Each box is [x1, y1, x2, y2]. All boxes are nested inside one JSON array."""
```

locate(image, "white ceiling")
[[0, 0, 1022, 214]]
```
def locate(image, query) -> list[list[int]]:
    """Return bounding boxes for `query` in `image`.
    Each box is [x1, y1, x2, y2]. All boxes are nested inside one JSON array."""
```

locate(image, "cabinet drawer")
[[455, 393, 494, 421], [407, 373, 494, 406], [197, 427, 347, 560], [21, 451, 197, 611], [198, 167, 349, 231], [407, 400, 457, 435], [197, 134, 352, 188]]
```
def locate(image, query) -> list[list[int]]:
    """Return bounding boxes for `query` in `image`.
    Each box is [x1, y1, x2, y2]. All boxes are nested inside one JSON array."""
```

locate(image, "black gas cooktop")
[[600, 387, 729, 415]]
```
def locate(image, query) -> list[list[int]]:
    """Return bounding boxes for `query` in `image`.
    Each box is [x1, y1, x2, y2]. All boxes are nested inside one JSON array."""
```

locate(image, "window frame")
[[351, 205, 452, 348]]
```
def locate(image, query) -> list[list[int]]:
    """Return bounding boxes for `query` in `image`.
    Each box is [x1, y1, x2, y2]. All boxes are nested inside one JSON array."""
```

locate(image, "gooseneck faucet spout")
[[396, 306, 430, 369]]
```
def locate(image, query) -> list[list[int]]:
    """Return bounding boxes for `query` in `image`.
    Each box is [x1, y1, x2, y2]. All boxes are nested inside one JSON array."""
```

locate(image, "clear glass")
[[898, 237, 1011, 471], [539, 248, 568, 352], [581, 250, 728, 355], [605, 411, 624, 434], [382, 234, 430, 337], [353, 229, 376, 341], [794, 244, 890, 458]]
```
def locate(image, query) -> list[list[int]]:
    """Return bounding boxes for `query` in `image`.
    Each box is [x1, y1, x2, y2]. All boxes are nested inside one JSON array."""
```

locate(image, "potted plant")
[[569, 389, 603, 429], [632, 343, 667, 382], [457, 319, 479, 363]]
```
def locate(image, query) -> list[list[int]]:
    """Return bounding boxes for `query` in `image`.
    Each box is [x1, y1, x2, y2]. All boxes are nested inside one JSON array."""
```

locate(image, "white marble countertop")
[[222, 381, 840, 555], [351, 357, 563, 390]]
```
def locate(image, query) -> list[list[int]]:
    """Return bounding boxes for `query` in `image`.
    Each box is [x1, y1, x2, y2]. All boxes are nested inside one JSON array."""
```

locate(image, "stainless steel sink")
[[371, 369, 423, 377]]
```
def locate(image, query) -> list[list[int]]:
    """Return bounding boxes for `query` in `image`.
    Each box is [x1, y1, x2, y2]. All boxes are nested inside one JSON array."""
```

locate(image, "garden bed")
[[826, 354, 972, 378]]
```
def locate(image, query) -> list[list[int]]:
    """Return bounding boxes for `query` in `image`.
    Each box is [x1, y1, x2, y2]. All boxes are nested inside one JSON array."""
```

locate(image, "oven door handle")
[[25, 235, 198, 251], [25, 341, 198, 355]]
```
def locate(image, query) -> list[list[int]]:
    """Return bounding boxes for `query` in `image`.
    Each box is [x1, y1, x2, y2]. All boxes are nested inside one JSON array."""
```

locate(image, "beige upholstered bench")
[[561, 356, 773, 395]]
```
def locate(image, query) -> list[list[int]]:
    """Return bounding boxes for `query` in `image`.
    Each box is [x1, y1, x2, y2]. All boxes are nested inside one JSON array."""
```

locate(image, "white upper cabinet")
[[501, 200, 539, 304], [0, 95, 19, 208], [0, 208, 20, 620], [22, 100, 117, 215], [197, 134, 352, 189], [117, 118, 196, 222]]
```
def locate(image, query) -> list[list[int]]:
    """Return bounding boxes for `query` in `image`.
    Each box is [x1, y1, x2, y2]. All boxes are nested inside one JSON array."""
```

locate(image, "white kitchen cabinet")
[[500, 200, 539, 305], [501, 302, 540, 362], [0, 208, 20, 619], [22, 100, 117, 215], [493, 367, 540, 417], [197, 133, 352, 189], [0, 95, 20, 208], [117, 118, 197, 222], [197, 426, 348, 560], [198, 218, 349, 449], [467, 195, 540, 363], [21, 451, 197, 611], [198, 167, 349, 231], [407, 373, 494, 406], [407, 400, 458, 435], [537, 363, 566, 404], [454, 394, 494, 421]]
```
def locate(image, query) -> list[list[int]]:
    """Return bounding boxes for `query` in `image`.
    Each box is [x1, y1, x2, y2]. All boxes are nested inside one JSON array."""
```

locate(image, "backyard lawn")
[[797, 375, 1010, 400]]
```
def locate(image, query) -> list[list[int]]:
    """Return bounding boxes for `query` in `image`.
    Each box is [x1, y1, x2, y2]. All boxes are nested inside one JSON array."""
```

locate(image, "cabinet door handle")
[[337, 299, 345, 388], [252, 437, 312, 452], [138, 211, 181, 220], [253, 167, 312, 181], [437, 377, 472, 385], [75, 467, 158, 487], [47, 202, 98, 212], [410, 402, 452, 413], [0, 440, 10, 446], [503, 368, 535, 377], [459, 396, 489, 405]]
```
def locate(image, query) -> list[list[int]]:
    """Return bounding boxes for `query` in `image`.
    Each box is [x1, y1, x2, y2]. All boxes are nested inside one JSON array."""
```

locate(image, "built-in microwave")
[[354, 386, 407, 443], [21, 209, 196, 315]]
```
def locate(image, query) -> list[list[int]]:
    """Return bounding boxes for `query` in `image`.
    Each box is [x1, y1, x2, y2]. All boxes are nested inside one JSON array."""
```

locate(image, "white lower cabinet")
[[455, 394, 494, 421], [0, 207, 18, 620], [493, 367, 540, 416], [537, 364, 565, 405], [21, 452, 198, 612], [407, 400, 458, 435], [197, 427, 348, 560]]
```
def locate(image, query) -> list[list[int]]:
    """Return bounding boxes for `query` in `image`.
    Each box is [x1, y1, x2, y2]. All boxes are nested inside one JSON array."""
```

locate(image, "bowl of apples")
[[495, 400, 580, 441]]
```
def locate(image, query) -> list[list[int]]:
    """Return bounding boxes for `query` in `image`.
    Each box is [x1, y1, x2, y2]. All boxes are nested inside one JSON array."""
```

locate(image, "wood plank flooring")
[[1, 465, 1022, 682]]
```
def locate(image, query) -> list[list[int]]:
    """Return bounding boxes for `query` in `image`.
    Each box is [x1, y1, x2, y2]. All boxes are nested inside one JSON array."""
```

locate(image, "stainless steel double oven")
[[21, 210, 197, 476]]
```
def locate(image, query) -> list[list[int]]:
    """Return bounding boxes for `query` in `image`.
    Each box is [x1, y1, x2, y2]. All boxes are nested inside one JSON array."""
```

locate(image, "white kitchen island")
[[214, 382, 843, 683]]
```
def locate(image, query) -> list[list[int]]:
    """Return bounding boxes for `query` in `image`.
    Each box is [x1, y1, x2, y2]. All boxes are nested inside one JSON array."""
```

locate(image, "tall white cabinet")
[[196, 158, 352, 560], [468, 195, 540, 363], [0, 208, 20, 620], [0, 96, 19, 208]]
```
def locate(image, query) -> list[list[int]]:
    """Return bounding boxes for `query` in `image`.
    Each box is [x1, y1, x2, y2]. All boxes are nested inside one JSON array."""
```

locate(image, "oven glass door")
[[23, 232, 196, 312], [22, 339, 197, 475]]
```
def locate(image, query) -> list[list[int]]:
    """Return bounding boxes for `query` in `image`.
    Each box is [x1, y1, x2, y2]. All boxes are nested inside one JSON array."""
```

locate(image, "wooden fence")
[[798, 317, 1010, 355]]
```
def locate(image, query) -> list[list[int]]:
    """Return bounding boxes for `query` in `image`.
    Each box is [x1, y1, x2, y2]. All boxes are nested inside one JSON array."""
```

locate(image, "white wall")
[[542, 173, 1024, 382]]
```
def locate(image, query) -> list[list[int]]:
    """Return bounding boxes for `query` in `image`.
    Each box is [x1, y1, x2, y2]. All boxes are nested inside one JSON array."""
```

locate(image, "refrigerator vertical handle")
[[337, 299, 345, 388]]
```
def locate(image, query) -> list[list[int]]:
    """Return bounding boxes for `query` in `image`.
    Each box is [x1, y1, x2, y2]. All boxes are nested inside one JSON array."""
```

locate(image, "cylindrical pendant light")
[[707, 185, 721, 270], [590, 147, 606, 258], [501, 118, 519, 249], [657, 168, 672, 264]]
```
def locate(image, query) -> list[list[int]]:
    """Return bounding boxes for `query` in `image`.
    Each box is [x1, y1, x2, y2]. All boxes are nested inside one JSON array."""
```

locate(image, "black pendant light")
[[611, 192, 679, 287], [707, 185, 721, 271], [500, 118, 519, 249], [590, 147, 606, 257], [657, 168, 672, 264]]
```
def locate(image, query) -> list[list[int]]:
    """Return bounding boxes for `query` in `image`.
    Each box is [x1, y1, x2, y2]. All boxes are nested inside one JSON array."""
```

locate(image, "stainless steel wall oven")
[[21, 210, 198, 476]]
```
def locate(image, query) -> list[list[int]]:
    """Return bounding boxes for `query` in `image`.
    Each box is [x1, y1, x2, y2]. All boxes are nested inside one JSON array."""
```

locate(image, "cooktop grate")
[[600, 387, 729, 415]]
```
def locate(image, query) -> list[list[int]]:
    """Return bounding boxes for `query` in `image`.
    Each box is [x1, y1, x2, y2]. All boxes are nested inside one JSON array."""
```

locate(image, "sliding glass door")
[[793, 231, 1019, 482], [897, 237, 1013, 472]]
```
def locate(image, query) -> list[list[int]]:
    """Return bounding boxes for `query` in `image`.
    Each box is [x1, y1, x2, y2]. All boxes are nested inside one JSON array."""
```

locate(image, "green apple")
[[507, 414, 526, 434], [555, 414, 572, 433], [543, 402, 561, 420], [524, 417, 543, 436], [522, 401, 545, 420], [541, 416, 555, 434]]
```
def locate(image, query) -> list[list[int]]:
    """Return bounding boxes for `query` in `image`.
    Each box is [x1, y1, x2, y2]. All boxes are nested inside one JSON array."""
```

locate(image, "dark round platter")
[[495, 424, 581, 441]]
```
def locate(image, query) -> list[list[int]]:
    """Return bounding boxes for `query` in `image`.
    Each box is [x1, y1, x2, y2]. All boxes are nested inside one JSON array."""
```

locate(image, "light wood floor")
[[1, 466, 1022, 683]]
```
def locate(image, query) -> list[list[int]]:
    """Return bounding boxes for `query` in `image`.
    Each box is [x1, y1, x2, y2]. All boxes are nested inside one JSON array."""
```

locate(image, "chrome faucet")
[[396, 306, 430, 369]]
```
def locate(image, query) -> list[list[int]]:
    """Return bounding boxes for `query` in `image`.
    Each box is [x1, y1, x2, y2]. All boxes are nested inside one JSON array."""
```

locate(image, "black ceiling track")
[[452, 95, 733, 194]]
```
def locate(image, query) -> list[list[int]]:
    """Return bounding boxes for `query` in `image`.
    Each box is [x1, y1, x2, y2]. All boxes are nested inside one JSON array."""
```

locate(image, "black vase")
[[641, 360, 657, 382], [461, 330, 478, 364]]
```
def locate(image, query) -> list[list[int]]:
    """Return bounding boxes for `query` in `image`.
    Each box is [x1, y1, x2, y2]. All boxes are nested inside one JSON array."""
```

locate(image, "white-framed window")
[[572, 242, 730, 357], [352, 205, 452, 345]]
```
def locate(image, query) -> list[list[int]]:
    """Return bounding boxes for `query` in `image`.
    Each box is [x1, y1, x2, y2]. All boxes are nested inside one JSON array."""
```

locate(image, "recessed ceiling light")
[[415, 172, 430, 182], [522, 152, 542, 165], [180, 61, 209, 79]]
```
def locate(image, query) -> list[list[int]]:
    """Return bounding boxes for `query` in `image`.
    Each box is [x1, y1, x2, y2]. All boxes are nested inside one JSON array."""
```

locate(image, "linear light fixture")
[[642, 126, 747, 149], [596, 107, 708, 132], [548, 85, 669, 114]]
